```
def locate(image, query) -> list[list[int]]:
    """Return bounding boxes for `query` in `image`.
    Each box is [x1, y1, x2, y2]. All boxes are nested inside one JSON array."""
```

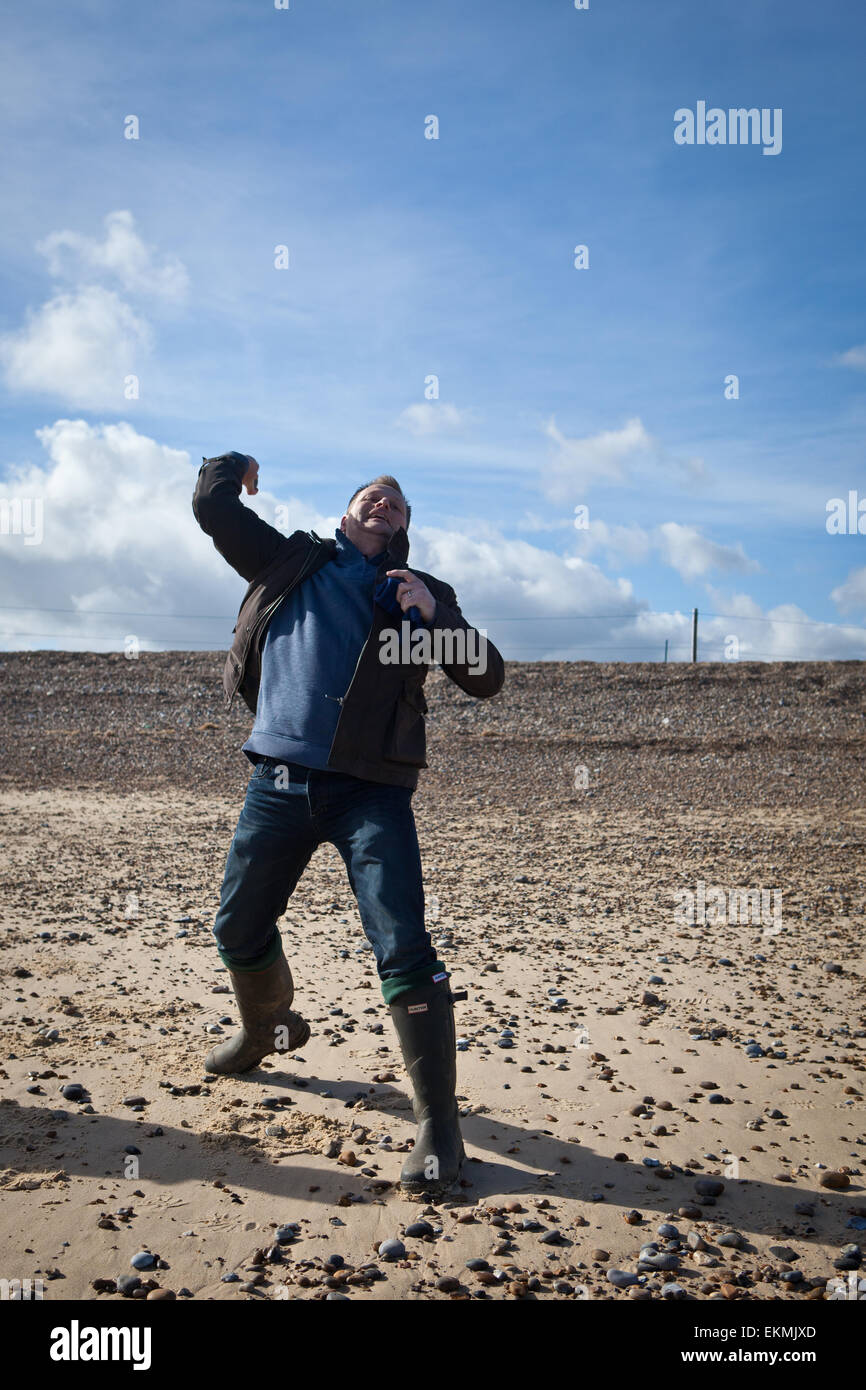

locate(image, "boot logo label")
[[408, 1003, 429, 1014], [432, 972, 447, 983]]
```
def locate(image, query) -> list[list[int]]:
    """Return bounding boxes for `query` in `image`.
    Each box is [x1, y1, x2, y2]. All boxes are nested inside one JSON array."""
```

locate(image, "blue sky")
[[1, 0, 865, 660]]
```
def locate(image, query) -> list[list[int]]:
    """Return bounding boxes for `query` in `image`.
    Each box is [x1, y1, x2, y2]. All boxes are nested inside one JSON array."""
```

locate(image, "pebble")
[[117, 1275, 141, 1297], [660, 1282, 686, 1299], [819, 1171, 850, 1190], [130, 1252, 157, 1271], [607, 1269, 640, 1288], [717, 1232, 743, 1249], [695, 1179, 725, 1197], [405, 1221, 435, 1239], [639, 1252, 680, 1271], [435, 1276, 461, 1292], [378, 1238, 406, 1261], [59, 1083, 85, 1100]]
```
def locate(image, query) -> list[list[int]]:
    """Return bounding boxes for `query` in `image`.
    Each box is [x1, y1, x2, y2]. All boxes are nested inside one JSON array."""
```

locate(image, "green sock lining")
[[218, 929, 281, 974], [381, 960, 448, 1005]]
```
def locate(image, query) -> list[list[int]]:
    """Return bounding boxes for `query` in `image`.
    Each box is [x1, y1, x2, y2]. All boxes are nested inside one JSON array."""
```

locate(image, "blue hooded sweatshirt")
[[242, 528, 388, 771]]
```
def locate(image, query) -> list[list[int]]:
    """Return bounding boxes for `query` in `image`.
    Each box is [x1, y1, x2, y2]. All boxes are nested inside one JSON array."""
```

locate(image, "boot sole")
[[399, 1173, 464, 1201], [398, 1146, 467, 1201]]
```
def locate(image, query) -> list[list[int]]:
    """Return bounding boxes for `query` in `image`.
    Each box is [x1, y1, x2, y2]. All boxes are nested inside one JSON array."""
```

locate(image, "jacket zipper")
[[329, 631, 370, 708], [229, 535, 324, 709]]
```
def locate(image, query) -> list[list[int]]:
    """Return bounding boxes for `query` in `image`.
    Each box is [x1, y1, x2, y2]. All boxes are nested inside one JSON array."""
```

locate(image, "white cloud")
[[36, 210, 189, 302], [542, 415, 650, 500], [405, 524, 647, 658], [834, 344, 866, 370], [698, 589, 866, 660], [515, 512, 576, 533], [655, 522, 759, 582], [0, 286, 152, 409], [831, 565, 866, 614], [0, 211, 187, 409], [572, 519, 653, 569], [541, 416, 709, 503], [569, 516, 756, 579], [394, 402, 471, 436], [0, 420, 862, 662]]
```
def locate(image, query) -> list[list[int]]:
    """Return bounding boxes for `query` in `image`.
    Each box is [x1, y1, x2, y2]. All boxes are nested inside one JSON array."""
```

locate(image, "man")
[[191, 451, 504, 1198]]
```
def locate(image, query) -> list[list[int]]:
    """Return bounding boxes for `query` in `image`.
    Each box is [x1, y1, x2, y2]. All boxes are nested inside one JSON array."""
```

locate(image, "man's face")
[[341, 484, 407, 550]]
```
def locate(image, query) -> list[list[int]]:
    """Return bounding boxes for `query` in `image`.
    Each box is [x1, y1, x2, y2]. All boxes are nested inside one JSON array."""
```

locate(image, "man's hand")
[[241, 456, 259, 495], [385, 569, 436, 624]]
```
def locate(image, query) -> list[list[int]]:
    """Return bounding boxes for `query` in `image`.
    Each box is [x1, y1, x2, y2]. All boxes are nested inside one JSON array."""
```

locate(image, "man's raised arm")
[[192, 451, 289, 583], [430, 582, 505, 699]]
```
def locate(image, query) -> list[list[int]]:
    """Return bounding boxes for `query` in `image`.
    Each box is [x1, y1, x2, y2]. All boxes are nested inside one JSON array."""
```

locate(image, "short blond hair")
[[347, 475, 410, 527]]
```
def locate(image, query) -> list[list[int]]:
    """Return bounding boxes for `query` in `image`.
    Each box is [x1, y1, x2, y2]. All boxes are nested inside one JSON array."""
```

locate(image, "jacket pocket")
[[383, 682, 428, 766]]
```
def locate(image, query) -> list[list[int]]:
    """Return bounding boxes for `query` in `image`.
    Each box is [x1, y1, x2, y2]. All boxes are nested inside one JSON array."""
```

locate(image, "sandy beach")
[[0, 652, 863, 1301]]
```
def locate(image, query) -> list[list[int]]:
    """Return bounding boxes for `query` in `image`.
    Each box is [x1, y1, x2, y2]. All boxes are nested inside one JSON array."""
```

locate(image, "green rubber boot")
[[388, 978, 466, 1198], [205, 939, 310, 1075]]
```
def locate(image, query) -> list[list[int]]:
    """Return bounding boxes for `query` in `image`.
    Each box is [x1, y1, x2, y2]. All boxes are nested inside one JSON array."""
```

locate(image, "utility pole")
[[691, 608, 698, 662]]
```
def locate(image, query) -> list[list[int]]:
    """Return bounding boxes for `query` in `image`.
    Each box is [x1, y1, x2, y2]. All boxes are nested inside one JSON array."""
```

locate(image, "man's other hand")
[[385, 569, 436, 624], [241, 456, 259, 495]]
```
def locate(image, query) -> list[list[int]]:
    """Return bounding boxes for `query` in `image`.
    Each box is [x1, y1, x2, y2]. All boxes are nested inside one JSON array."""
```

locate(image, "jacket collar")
[[382, 525, 409, 571], [316, 525, 409, 572]]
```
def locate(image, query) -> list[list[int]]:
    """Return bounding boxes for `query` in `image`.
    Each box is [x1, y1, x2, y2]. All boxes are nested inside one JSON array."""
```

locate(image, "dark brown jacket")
[[192, 453, 505, 788]]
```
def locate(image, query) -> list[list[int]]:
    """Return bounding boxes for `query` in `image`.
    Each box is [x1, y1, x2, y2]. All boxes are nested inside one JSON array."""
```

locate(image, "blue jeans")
[[212, 758, 438, 990]]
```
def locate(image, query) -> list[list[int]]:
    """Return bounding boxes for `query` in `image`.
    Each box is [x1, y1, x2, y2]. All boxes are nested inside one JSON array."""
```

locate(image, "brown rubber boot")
[[205, 940, 310, 1074], [388, 979, 465, 1198]]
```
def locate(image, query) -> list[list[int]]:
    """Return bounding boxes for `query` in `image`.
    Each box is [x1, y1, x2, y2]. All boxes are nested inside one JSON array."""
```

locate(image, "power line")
[[703, 611, 866, 631], [0, 632, 225, 645], [0, 604, 234, 620], [0, 601, 864, 633]]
